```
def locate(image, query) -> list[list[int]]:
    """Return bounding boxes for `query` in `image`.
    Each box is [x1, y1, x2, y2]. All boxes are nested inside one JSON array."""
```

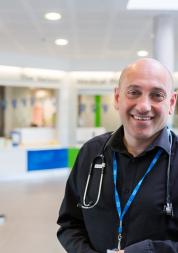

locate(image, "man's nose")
[[135, 96, 152, 113]]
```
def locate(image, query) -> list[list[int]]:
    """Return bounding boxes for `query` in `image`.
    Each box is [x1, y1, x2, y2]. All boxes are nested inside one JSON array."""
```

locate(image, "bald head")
[[114, 57, 177, 151], [119, 58, 174, 92]]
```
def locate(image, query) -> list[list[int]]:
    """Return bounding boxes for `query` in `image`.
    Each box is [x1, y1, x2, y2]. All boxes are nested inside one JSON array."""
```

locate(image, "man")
[[57, 58, 178, 253]]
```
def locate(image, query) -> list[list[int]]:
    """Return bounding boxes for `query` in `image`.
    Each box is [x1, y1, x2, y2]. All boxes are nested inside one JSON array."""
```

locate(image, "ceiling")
[[0, 0, 178, 71]]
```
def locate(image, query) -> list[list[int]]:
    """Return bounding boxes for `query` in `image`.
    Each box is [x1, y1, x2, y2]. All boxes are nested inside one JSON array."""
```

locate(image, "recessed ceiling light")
[[137, 50, 149, 57], [127, 0, 178, 10], [55, 39, 69, 46], [44, 12, 62, 21]]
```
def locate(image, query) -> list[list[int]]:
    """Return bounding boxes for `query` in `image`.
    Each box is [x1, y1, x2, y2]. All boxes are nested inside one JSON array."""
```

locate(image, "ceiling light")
[[127, 0, 178, 10], [137, 50, 149, 57], [44, 12, 62, 21], [55, 39, 68, 46]]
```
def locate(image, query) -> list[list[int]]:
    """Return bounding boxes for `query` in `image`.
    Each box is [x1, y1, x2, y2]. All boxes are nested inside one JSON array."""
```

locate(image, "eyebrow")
[[127, 84, 166, 92], [127, 85, 141, 89]]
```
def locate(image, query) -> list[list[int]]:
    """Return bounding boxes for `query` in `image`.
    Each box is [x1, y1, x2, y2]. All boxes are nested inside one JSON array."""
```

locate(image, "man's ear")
[[114, 87, 120, 110], [169, 92, 177, 115]]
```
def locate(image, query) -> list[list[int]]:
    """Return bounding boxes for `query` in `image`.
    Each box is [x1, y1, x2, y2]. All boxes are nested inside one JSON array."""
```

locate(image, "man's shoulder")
[[171, 129, 178, 142], [84, 131, 112, 147], [170, 130, 178, 152], [76, 132, 112, 162]]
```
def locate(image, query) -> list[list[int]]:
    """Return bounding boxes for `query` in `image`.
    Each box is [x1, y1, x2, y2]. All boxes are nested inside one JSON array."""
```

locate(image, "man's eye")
[[151, 92, 166, 102], [127, 89, 140, 98]]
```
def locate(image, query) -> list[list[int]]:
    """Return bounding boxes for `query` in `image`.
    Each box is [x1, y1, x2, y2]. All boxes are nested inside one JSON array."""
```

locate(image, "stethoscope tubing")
[[78, 155, 105, 209]]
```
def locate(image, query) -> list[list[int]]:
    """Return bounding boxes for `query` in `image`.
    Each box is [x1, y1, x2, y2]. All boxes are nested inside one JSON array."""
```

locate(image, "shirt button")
[[130, 158, 135, 163], [124, 189, 130, 194]]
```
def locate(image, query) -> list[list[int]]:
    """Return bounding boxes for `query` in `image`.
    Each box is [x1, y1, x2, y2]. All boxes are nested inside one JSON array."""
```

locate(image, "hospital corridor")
[[1, 0, 178, 252]]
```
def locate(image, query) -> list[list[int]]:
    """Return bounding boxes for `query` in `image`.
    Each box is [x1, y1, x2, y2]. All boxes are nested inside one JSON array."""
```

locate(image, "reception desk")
[[0, 146, 79, 178], [0, 127, 106, 178], [12, 127, 56, 146]]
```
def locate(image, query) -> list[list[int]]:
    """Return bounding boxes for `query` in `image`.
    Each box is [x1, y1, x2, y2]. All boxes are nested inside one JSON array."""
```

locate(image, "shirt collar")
[[146, 126, 171, 155], [109, 126, 171, 155]]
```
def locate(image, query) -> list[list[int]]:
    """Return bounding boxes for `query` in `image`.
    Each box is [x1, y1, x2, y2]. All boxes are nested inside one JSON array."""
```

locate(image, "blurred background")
[[1, 0, 178, 252]]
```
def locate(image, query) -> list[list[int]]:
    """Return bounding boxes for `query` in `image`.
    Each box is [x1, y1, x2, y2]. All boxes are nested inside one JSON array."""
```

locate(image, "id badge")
[[107, 249, 119, 253]]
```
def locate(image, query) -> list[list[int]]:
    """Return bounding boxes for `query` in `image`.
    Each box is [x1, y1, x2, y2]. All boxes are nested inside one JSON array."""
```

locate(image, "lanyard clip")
[[117, 233, 122, 251], [163, 202, 174, 216]]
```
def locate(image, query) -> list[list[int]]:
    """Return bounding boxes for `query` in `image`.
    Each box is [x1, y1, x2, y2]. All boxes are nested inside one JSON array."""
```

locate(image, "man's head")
[[114, 58, 177, 144]]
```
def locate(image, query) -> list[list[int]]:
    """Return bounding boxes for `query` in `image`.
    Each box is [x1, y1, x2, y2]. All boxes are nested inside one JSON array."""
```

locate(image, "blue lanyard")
[[113, 149, 163, 250]]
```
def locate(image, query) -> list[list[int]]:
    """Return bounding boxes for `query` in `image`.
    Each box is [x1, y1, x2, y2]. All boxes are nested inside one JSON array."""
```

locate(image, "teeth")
[[133, 115, 152, 121]]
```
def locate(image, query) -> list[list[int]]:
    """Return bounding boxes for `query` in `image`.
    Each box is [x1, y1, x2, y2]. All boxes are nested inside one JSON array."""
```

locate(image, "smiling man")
[[57, 58, 178, 253], [114, 58, 177, 156]]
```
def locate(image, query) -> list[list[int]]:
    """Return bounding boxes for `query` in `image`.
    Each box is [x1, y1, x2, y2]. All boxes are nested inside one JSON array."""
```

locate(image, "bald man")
[[57, 58, 178, 253]]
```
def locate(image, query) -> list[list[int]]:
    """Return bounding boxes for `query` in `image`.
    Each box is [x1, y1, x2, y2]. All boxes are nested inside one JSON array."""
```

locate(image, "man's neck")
[[123, 133, 159, 157]]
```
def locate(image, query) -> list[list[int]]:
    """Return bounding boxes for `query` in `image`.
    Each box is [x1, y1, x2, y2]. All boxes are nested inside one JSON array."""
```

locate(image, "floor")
[[0, 170, 69, 253]]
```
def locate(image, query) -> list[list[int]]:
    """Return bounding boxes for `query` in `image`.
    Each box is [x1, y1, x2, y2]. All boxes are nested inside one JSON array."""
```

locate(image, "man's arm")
[[57, 151, 99, 253], [57, 186, 98, 253]]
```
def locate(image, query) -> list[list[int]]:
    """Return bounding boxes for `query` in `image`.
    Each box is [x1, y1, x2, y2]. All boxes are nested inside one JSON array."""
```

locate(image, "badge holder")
[[107, 249, 120, 253]]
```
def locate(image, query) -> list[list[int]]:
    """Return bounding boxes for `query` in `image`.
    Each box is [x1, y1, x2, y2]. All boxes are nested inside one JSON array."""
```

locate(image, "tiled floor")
[[0, 170, 69, 253]]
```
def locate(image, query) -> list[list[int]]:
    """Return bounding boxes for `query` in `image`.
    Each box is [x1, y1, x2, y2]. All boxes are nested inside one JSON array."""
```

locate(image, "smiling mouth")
[[131, 115, 153, 121]]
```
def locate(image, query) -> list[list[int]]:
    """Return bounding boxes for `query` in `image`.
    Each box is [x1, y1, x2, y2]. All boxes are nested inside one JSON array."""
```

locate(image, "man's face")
[[114, 61, 177, 142]]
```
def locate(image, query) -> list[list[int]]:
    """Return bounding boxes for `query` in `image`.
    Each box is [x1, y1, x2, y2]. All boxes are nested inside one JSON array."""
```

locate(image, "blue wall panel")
[[27, 149, 68, 171]]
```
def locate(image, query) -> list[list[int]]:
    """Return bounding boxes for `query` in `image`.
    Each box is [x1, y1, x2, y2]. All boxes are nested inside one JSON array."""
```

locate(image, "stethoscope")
[[77, 129, 174, 217]]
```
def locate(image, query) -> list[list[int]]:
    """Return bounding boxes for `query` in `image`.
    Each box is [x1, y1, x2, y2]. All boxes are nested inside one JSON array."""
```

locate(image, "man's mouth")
[[131, 115, 153, 121]]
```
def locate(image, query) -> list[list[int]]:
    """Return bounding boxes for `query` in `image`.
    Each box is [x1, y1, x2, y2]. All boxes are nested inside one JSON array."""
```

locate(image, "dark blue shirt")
[[57, 126, 178, 253]]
